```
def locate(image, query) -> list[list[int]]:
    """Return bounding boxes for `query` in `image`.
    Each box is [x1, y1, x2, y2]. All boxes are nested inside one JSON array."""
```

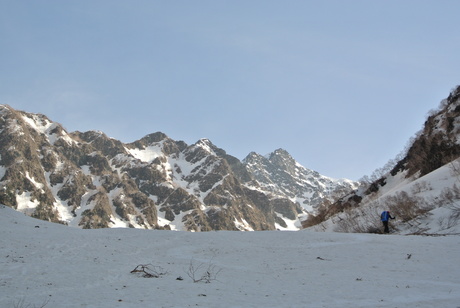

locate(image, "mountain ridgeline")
[[303, 85, 460, 234], [0, 105, 356, 231]]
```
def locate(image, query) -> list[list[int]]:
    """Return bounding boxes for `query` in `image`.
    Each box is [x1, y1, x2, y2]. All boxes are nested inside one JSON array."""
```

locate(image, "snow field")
[[0, 206, 459, 308]]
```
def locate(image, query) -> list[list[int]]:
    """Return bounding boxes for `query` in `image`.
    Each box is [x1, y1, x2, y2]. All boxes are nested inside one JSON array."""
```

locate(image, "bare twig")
[[130, 264, 167, 278], [186, 258, 222, 283]]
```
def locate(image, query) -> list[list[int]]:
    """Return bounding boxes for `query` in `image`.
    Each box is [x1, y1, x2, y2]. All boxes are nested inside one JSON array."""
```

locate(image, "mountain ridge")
[[0, 104, 355, 230], [1, 85, 460, 234], [303, 85, 460, 235]]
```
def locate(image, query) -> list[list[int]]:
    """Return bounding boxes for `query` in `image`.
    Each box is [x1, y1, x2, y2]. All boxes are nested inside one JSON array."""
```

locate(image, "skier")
[[380, 211, 395, 233]]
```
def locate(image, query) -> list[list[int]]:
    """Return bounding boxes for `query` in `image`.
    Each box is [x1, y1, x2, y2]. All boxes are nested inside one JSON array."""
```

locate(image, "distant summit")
[[0, 104, 356, 231], [243, 149, 357, 212]]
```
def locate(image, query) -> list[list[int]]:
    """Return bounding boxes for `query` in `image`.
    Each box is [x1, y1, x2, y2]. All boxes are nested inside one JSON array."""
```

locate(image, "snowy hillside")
[[0, 205, 459, 307], [304, 85, 460, 235], [309, 160, 460, 235]]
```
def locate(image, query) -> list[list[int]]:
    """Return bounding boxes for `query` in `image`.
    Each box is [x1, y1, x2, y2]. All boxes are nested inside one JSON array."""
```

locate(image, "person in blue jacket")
[[381, 211, 395, 233]]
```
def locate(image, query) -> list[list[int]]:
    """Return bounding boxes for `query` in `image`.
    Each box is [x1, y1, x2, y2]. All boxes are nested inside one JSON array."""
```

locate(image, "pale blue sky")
[[1, 1, 459, 180]]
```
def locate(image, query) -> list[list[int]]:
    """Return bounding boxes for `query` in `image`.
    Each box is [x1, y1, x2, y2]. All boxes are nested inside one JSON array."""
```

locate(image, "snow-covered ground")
[[310, 160, 460, 236], [0, 205, 459, 308]]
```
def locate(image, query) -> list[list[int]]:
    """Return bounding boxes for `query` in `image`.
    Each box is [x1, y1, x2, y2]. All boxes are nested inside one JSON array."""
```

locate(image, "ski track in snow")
[[0, 206, 459, 308]]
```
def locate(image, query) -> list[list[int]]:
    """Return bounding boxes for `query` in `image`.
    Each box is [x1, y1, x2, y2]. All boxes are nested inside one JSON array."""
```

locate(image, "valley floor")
[[0, 206, 459, 308]]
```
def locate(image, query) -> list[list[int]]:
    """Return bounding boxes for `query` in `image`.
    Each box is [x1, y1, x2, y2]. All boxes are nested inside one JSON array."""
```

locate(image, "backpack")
[[381, 211, 389, 221]]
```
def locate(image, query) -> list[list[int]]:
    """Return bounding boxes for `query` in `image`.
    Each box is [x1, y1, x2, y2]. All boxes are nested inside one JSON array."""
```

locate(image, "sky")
[[1, 1, 459, 181]]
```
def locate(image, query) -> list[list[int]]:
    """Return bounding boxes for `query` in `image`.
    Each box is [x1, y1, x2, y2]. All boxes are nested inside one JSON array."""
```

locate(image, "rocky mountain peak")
[[243, 152, 264, 164], [243, 149, 358, 211], [136, 132, 169, 146], [269, 148, 291, 158], [194, 138, 217, 154], [0, 105, 357, 231], [267, 148, 297, 174]]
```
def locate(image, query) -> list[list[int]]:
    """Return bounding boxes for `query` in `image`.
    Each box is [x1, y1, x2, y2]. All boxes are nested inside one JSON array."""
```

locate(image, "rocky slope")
[[303, 85, 460, 235], [243, 149, 356, 212], [0, 105, 355, 231]]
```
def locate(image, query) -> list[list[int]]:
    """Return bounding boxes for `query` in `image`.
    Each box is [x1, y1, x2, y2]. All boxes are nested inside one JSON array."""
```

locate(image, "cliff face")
[[243, 149, 357, 212], [3, 105, 355, 230], [402, 86, 460, 177]]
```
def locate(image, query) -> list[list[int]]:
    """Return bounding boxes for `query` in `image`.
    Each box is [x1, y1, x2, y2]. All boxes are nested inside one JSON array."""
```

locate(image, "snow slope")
[[0, 205, 459, 308], [309, 158, 460, 236]]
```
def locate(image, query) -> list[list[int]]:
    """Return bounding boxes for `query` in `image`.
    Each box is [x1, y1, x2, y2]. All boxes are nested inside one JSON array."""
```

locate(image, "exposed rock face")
[[302, 85, 460, 229], [403, 86, 460, 177], [0, 105, 158, 229], [0, 104, 355, 230], [243, 149, 357, 212]]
